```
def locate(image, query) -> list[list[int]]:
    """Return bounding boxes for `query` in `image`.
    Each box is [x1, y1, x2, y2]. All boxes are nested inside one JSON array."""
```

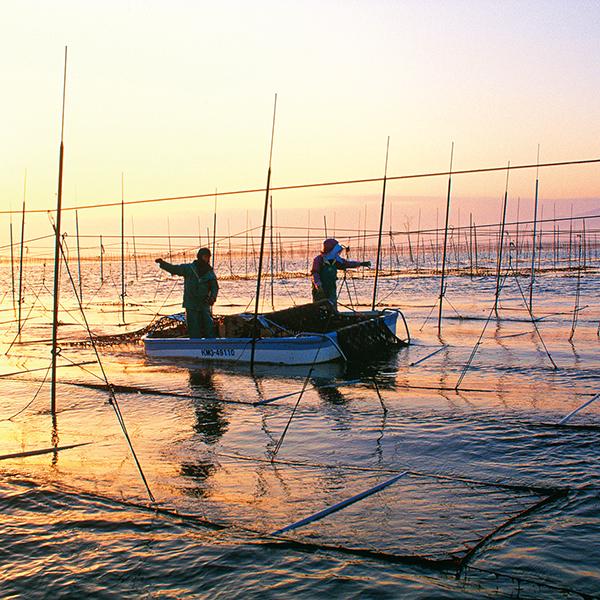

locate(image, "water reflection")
[[179, 368, 228, 498], [188, 368, 229, 445], [313, 382, 346, 406], [51, 414, 59, 467]]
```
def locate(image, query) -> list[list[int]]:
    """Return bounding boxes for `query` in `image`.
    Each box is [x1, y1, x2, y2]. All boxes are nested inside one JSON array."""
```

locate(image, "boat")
[[143, 300, 410, 366]]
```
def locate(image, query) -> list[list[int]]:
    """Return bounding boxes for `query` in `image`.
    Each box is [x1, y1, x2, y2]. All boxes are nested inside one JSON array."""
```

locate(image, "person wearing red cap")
[[155, 248, 219, 338], [311, 238, 370, 308]]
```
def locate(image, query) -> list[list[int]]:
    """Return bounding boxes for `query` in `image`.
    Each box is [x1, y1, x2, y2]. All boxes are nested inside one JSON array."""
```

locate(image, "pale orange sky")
[[1, 0, 599, 249]]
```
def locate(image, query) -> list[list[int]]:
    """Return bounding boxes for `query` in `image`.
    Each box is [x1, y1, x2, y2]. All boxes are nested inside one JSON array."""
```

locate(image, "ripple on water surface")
[[1, 264, 599, 597]]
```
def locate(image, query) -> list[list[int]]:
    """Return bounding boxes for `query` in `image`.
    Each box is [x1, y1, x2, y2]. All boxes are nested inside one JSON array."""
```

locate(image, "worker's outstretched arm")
[[155, 258, 187, 276], [336, 257, 371, 270]]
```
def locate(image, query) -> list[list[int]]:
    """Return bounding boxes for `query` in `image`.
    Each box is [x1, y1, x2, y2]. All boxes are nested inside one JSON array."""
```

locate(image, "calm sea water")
[[1, 258, 599, 598]]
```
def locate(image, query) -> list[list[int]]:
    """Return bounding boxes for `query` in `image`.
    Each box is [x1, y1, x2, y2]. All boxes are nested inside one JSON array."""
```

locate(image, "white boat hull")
[[143, 334, 343, 365], [142, 309, 402, 365]]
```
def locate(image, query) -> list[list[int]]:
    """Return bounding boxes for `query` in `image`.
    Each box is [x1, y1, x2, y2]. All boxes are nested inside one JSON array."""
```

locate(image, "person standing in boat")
[[155, 248, 219, 338], [311, 238, 370, 308]]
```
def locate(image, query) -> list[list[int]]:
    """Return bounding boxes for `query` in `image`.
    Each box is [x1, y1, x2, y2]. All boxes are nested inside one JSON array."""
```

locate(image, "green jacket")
[[159, 260, 219, 310]]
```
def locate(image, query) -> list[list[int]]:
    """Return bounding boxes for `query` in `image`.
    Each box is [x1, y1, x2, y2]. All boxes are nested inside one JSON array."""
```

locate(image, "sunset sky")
[[1, 0, 599, 252]]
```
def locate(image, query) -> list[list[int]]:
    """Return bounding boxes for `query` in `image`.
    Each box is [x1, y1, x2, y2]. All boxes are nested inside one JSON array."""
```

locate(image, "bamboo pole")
[[372, 136, 390, 311], [75, 209, 82, 301], [0, 442, 91, 462], [99, 235, 104, 283], [250, 94, 277, 370], [269, 196, 275, 308], [568, 235, 583, 341], [50, 47, 68, 416], [553, 203, 557, 269], [568, 204, 573, 269], [435, 208, 439, 271], [167, 216, 172, 261], [415, 208, 421, 272], [582, 218, 587, 268], [515, 196, 520, 267], [212, 190, 217, 264], [306, 209, 311, 274], [457, 208, 461, 269], [494, 162, 510, 313], [388, 203, 393, 275], [559, 393, 600, 425], [227, 219, 234, 276], [469, 213, 474, 278], [131, 216, 138, 279], [9, 218, 16, 315], [538, 205, 544, 270], [473, 220, 479, 274], [437, 142, 454, 334], [245, 210, 249, 278], [120, 173, 126, 324], [529, 145, 540, 311], [17, 175, 26, 334], [278, 234, 283, 267], [271, 472, 408, 535], [363, 205, 367, 277], [406, 221, 413, 263], [278, 229, 284, 273]]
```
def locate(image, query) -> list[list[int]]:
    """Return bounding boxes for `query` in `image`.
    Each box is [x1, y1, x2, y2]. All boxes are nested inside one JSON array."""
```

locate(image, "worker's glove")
[[155, 258, 163, 264], [313, 286, 327, 301], [361, 261, 371, 267]]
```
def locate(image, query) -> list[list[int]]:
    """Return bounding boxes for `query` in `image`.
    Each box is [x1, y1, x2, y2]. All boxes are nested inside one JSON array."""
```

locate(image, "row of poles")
[[18, 47, 600, 412], [7, 214, 599, 273], [7, 212, 597, 320]]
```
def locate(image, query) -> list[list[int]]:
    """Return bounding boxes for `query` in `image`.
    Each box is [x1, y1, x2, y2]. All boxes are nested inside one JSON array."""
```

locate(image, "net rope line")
[[1, 156, 599, 216], [3, 276, 49, 355], [460, 564, 593, 600], [40, 438, 562, 574], [454, 262, 519, 389], [4, 477, 586, 598], [58, 352, 108, 384], [3, 372, 600, 433], [510, 257, 558, 369], [56, 230, 156, 503], [269, 364, 316, 459], [214, 451, 560, 494], [0, 363, 52, 422], [0, 361, 96, 381], [3, 212, 600, 253], [0, 478, 480, 572], [44, 443, 573, 594]]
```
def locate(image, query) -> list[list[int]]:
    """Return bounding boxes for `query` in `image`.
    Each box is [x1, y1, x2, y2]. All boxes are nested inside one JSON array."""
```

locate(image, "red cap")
[[322, 238, 339, 253]]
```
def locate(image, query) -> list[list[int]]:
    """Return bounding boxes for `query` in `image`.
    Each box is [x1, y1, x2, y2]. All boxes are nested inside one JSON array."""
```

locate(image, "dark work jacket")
[[311, 255, 362, 290], [159, 260, 219, 310]]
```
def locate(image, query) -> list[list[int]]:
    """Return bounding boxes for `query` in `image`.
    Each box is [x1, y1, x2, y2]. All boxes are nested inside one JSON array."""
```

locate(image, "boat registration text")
[[199, 347, 236, 358]]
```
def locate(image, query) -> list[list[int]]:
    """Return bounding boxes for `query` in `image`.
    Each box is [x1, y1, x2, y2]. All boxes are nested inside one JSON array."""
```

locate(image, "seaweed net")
[[64, 314, 187, 347]]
